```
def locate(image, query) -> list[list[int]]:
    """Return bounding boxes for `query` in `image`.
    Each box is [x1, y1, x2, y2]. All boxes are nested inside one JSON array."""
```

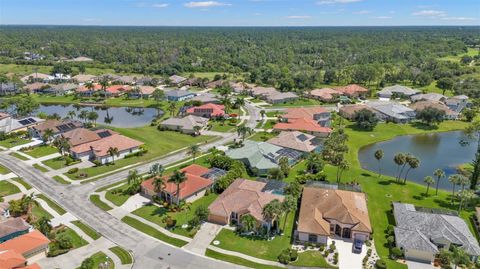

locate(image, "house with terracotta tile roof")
[[267, 131, 321, 153], [23, 83, 48, 94], [0, 249, 40, 269], [266, 91, 298, 104], [160, 115, 208, 134], [0, 218, 30, 243], [274, 118, 332, 137], [0, 230, 50, 263], [409, 101, 459, 120], [339, 104, 380, 120], [104, 85, 129, 97], [249, 86, 278, 98], [141, 164, 217, 204], [70, 132, 143, 164], [186, 103, 225, 118], [169, 75, 187, 86], [208, 178, 285, 226], [281, 107, 331, 127], [30, 119, 83, 139], [75, 84, 102, 97], [296, 187, 372, 245], [309, 88, 342, 102], [335, 84, 369, 98], [61, 128, 116, 147], [72, 74, 97, 84]]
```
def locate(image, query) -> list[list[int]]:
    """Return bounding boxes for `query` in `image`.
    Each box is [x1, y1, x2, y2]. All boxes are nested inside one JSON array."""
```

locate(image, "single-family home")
[[30, 119, 83, 139], [137, 86, 156, 98], [226, 140, 302, 175], [0, 249, 41, 269], [75, 84, 102, 97], [309, 88, 342, 102], [366, 101, 416, 123], [159, 115, 208, 135], [208, 178, 285, 226], [23, 83, 47, 94], [249, 87, 278, 98], [339, 104, 380, 121], [166, 90, 195, 101], [410, 93, 446, 103], [72, 74, 96, 84], [265, 91, 299, 104], [445, 95, 469, 113], [191, 93, 220, 104], [393, 202, 480, 263], [336, 84, 369, 98], [61, 128, 114, 147], [104, 85, 129, 97], [378, 85, 420, 99], [206, 80, 225, 89], [141, 164, 217, 204], [274, 118, 332, 137], [41, 83, 77, 96], [0, 230, 50, 262], [0, 116, 44, 134], [281, 107, 331, 127], [20, 73, 52, 84], [409, 101, 459, 120], [267, 131, 321, 153], [186, 103, 225, 118], [296, 187, 372, 245], [0, 83, 19, 96], [169, 75, 187, 86], [117, 76, 136, 85], [0, 218, 30, 243]]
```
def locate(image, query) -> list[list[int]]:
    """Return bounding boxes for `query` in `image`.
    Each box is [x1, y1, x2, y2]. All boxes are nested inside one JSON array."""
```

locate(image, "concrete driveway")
[[406, 261, 435, 269], [184, 222, 223, 255], [330, 238, 367, 269]]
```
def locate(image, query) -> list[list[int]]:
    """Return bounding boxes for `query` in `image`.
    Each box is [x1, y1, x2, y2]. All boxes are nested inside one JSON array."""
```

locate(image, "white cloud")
[[412, 10, 446, 17], [316, 0, 362, 5], [353, 10, 370, 14], [253, 12, 262, 16], [152, 3, 169, 8], [441, 17, 476, 21], [184, 1, 231, 8], [286, 15, 311, 19], [373, 16, 392, 19]]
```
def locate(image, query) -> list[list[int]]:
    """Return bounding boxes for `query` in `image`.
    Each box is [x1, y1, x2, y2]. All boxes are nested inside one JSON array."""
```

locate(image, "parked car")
[[352, 239, 363, 253]]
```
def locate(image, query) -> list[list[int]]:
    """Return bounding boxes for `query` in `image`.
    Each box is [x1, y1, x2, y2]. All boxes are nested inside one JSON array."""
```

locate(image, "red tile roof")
[[141, 164, 213, 200], [0, 230, 50, 257], [70, 134, 143, 157], [76, 84, 102, 92], [283, 107, 328, 120], [186, 103, 225, 117], [274, 118, 332, 134], [310, 88, 342, 100], [336, 84, 369, 97], [106, 85, 129, 94], [0, 249, 26, 269]]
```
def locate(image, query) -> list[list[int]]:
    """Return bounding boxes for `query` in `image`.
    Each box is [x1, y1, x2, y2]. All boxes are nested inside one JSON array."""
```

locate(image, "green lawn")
[[132, 193, 218, 238], [95, 180, 127, 193], [209, 121, 236, 132], [0, 63, 117, 76], [89, 195, 113, 211], [11, 178, 32, 190], [53, 175, 71, 185], [291, 251, 334, 268], [58, 227, 89, 249], [31, 203, 54, 220], [105, 183, 132, 207], [205, 249, 283, 269], [33, 163, 49, 172], [0, 164, 10, 174], [66, 126, 215, 180], [121, 216, 188, 247], [212, 212, 295, 261], [80, 251, 114, 269], [9, 152, 29, 161], [269, 98, 320, 107], [22, 145, 58, 158], [265, 111, 283, 117], [438, 47, 479, 62], [0, 137, 31, 148], [108, 246, 133, 265], [42, 156, 69, 170], [71, 220, 101, 240], [0, 181, 21, 196], [37, 194, 67, 215], [249, 131, 277, 142]]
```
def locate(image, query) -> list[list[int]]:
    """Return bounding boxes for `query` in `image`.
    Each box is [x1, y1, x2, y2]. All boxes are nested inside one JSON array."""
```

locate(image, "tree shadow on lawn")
[[433, 197, 459, 211], [378, 179, 404, 186], [152, 206, 168, 217], [409, 122, 439, 131]]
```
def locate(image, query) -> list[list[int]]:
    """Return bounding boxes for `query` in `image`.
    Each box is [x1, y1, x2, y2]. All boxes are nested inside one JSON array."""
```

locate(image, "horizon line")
[[1, 24, 479, 28]]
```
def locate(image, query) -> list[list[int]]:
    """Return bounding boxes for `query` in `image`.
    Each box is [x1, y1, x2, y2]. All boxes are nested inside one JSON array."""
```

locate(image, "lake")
[[37, 104, 161, 128], [358, 131, 476, 190]]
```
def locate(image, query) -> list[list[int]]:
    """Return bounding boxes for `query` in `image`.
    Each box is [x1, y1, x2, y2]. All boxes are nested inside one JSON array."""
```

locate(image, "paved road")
[[0, 104, 260, 269]]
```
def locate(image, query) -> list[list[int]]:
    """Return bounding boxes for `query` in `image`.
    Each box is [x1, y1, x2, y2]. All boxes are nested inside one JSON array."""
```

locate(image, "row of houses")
[[309, 84, 369, 102]]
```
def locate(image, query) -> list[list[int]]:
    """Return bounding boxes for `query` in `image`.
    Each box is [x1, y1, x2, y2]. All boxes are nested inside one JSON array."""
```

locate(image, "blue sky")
[[1, 0, 479, 26]]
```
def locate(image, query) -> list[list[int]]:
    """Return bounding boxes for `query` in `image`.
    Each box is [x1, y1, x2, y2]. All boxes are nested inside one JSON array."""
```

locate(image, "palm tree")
[[374, 149, 384, 177], [449, 174, 461, 203], [107, 147, 119, 164], [281, 195, 297, 231], [403, 155, 420, 184], [35, 216, 52, 237], [167, 102, 177, 117], [240, 214, 257, 233], [306, 152, 323, 174], [53, 136, 71, 156], [393, 153, 406, 182], [221, 96, 232, 114], [337, 159, 350, 183], [127, 169, 140, 185], [267, 168, 285, 180], [236, 126, 253, 141], [67, 110, 76, 119], [434, 169, 446, 195], [21, 194, 38, 217], [188, 145, 200, 163], [423, 176, 435, 195], [168, 170, 187, 205], [234, 97, 245, 109], [42, 128, 54, 144], [450, 245, 471, 269], [193, 125, 201, 136], [262, 199, 282, 238], [79, 110, 88, 123], [152, 89, 165, 117], [457, 189, 475, 212], [458, 175, 470, 193], [278, 156, 290, 176], [87, 111, 99, 125]]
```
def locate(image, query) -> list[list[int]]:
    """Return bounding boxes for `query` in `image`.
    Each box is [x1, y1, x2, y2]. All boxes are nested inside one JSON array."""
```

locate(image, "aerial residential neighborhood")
[[0, 1, 479, 269]]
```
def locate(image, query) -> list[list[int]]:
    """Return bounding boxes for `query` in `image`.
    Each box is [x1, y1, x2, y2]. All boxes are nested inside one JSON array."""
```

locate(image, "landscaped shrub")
[[67, 168, 79, 174], [365, 240, 372, 247], [333, 252, 339, 264], [390, 247, 403, 259], [375, 259, 387, 269], [329, 242, 336, 253], [188, 216, 200, 228], [319, 245, 325, 252], [162, 216, 176, 228], [386, 225, 395, 235], [290, 249, 298, 261], [79, 257, 94, 269]]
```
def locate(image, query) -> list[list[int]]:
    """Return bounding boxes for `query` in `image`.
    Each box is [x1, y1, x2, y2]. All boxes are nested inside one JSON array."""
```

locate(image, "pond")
[[37, 104, 162, 128], [358, 131, 476, 190]]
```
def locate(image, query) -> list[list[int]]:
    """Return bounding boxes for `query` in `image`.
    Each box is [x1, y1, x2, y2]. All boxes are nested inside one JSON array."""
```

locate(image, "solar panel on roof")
[[97, 131, 112, 138], [297, 134, 309, 142], [67, 123, 76, 128], [18, 119, 30, 125], [201, 167, 227, 180]]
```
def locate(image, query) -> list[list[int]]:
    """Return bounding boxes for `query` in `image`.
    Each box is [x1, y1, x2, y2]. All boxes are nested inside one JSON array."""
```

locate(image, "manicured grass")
[[209, 121, 236, 132], [66, 126, 215, 180], [265, 111, 283, 117], [33, 163, 49, 172], [205, 249, 283, 269], [53, 175, 71, 185], [84, 251, 114, 269], [108, 246, 133, 265], [89, 195, 113, 211], [71, 220, 101, 240], [37, 194, 67, 215], [132, 193, 218, 238], [249, 131, 277, 142], [0, 181, 21, 196], [0, 164, 10, 174], [269, 98, 320, 107], [31, 203, 54, 220], [8, 152, 29, 161], [212, 212, 295, 261], [42, 156, 68, 170], [11, 177, 32, 190], [0, 137, 30, 148], [291, 251, 334, 268], [59, 227, 89, 249], [121, 216, 188, 247], [95, 180, 127, 193], [22, 145, 58, 158], [105, 183, 131, 207]]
